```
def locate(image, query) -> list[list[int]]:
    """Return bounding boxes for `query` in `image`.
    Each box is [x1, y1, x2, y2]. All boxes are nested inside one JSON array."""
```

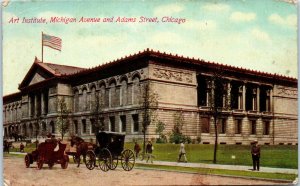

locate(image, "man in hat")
[[251, 140, 260, 171]]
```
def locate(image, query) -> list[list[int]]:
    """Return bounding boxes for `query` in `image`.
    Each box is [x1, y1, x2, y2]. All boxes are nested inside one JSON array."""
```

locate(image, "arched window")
[[109, 81, 116, 107], [120, 79, 128, 106], [90, 86, 97, 110], [74, 90, 79, 112], [99, 84, 106, 107], [132, 76, 140, 105], [82, 88, 88, 111]]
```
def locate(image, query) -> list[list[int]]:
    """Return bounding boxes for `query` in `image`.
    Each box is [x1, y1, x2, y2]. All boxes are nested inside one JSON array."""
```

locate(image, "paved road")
[[3, 156, 290, 186]]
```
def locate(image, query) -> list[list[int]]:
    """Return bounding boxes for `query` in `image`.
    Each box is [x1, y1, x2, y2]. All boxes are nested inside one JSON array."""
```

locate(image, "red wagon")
[[25, 140, 69, 169]]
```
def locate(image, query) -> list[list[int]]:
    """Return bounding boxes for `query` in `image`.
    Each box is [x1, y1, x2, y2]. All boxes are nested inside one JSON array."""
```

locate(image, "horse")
[[70, 136, 96, 167]]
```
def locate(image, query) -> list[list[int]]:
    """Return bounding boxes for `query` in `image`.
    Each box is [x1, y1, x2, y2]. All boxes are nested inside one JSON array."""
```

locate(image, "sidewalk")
[[136, 160, 298, 175], [9, 152, 298, 175]]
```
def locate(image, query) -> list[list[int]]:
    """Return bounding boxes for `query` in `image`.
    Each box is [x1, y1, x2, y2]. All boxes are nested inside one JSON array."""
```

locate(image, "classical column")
[[35, 95, 38, 117], [242, 84, 246, 110], [256, 86, 260, 112], [28, 96, 32, 117], [41, 92, 44, 115], [270, 88, 273, 112], [227, 81, 231, 108]]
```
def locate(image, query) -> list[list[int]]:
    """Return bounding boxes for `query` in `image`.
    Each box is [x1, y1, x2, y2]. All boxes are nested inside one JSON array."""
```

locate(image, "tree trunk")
[[213, 117, 218, 164], [143, 128, 146, 156]]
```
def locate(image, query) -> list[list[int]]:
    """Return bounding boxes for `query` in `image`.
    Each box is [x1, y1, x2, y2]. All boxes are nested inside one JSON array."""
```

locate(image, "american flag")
[[42, 34, 62, 51]]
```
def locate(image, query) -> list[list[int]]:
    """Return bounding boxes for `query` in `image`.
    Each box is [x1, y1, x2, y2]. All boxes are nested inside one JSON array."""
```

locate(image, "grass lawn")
[[125, 143, 298, 169], [11, 142, 297, 169]]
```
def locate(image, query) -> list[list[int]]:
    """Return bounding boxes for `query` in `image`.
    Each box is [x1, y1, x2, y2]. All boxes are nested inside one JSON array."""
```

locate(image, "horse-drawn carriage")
[[24, 139, 69, 169], [85, 131, 135, 171]]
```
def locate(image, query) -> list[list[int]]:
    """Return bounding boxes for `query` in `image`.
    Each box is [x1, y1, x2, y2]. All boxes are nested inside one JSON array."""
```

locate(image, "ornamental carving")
[[277, 86, 297, 96], [152, 68, 193, 83]]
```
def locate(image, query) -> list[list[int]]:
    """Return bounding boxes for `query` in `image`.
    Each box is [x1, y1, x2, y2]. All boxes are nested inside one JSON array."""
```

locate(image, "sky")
[[2, 0, 298, 95]]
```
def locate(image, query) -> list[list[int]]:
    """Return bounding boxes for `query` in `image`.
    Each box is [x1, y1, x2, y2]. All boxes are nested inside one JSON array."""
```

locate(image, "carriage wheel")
[[85, 150, 96, 170], [61, 160, 68, 169], [37, 157, 43, 170], [121, 149, 135, 171], [25, 155, 30, 168], [48, 162, 54, 169], [108, 157, 118, 170], [98, 148, 112, 172]]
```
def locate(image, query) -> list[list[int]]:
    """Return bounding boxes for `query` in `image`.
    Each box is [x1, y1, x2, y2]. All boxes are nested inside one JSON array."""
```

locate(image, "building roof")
[[67, 48, 297, 83], [36, 58, 85, 76], [4, 48, 298, 100], [18, 57, 86, 89]]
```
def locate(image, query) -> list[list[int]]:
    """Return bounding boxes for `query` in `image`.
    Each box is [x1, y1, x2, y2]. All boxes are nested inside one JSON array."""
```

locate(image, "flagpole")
[[41, 32, 44, 63]]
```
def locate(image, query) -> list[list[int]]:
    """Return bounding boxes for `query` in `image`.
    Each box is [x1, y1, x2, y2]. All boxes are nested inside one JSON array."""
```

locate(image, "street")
[[3, 156, 284, 185]]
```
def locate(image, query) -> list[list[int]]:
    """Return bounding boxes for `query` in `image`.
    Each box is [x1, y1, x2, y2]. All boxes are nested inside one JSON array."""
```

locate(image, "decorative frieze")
[[152, 68, 193, 83], [277, 86, 297, 96]]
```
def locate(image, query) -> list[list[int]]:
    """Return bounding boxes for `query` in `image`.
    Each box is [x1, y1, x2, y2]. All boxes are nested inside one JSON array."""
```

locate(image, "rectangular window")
[[235, 119, 242, 134], [74, 120, 78, 134], [109, 116, 115, 132], [90, 119, 96, 134], [250, 120, 256, 135], [82, 119, 86, 134], [219, 119, 226, 134], [263, 121, 270, 135], [100, 117, 105, 130], [201, 117, 210, 133], [120, 115, 126, 132], [132, 114, 139, 132]]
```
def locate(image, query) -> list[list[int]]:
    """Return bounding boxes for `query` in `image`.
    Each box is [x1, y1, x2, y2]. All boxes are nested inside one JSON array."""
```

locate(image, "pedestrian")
[[134, 142, 141, 158], [146, 141, 153, 163], [20, 142, 25, 153], [251, 140, 260, 171], [178, 141, 187, 163]]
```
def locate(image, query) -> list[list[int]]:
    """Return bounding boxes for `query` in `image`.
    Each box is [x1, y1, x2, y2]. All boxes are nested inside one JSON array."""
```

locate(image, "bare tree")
[[56, 97, 71, 140], [141, 81, 158, 155], [207, 67, 229, 164], [90, 92, 104, 140]]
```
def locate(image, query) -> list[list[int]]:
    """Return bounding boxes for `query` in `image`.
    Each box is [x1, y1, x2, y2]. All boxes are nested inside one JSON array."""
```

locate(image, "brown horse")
[[70, 136, 96, 167]]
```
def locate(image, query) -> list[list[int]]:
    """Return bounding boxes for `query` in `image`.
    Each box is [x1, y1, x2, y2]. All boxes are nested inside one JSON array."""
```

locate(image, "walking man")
[[251, 140, 260, 171], [134, 141, 141, 159], [146, 141, 153, 163], [178, 141, 187, 163]]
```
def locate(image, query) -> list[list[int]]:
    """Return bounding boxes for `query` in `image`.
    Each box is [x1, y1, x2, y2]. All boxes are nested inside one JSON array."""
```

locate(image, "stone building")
[[3, 49, 298, 145]]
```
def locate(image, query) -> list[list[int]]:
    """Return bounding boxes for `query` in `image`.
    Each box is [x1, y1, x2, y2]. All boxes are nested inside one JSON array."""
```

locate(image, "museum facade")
[[3, 49, 298, 145]]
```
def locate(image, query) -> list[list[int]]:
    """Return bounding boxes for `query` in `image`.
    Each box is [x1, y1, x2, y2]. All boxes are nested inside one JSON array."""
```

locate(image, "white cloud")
[[201, 3, 230, 12], [153, 3, 184, 17], [268, 13, 297, 28], [251, 28, 270, 41], [230, 12, 256, 22], [183, 20, 217, 31]]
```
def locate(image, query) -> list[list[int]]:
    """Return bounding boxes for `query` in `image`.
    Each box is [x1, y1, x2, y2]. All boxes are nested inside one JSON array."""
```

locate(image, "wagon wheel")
[[61, 155, 69, 169], [108, 157, 118, 170], [25, 155, 30, 168], [37, 156, 44, 170], [48, 162, 54, 169], [98, 148, 112, 172], [121, 149, 135, 171], [85, 150, 96, 170]]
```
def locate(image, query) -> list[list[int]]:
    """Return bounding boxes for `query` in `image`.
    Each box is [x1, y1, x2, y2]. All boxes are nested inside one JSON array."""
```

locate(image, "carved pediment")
[[29, 72, 46, 85]]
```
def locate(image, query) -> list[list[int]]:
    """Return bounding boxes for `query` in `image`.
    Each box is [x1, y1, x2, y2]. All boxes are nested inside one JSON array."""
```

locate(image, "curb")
[[135, 165, 294, 184]]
